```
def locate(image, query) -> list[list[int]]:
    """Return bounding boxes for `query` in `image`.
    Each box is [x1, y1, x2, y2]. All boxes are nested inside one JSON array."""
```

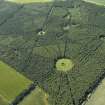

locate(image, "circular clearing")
[[56, 58, 74, 72]]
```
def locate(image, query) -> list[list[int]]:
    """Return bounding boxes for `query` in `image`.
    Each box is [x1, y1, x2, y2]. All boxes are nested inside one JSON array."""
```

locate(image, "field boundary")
[[78, 69, 105, 105], [82, 0, 105, 6], [11, 83, 36, 105]]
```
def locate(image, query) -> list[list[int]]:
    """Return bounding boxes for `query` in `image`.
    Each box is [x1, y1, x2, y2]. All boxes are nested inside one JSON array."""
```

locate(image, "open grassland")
[[6, 0, 52, 4], [83, 0, 105, 6], [0, 61, 32, 104], [18, 86, 49, 105], [85, 79, 105, 105]]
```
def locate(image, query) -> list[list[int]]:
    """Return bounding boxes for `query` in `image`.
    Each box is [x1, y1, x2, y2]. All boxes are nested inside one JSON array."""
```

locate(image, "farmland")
[[0, 95, 8, 105], [6, 0, 52, 4], [85, 79, 105, 105], [0, 0, 105, 105], [0, 61, 32, 105], [83, 0, 105, 6], [18, 86, 49, 105]]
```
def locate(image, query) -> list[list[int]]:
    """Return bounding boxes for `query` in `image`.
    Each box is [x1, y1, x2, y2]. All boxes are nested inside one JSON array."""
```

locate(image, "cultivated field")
[[85, 79, 105, 105], [0, 61, 32, 105], [6, 0, 52, 4], [83, 0, 105, 6], [0, 95, 8, 105], [18, 86, 49, 105], [0, 0, 105, 105]]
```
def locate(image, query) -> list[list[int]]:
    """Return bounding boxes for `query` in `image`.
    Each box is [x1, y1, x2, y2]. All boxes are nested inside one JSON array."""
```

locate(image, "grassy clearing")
[[85, 79, 105, 105], [83, 0, 105, 6], [6, 0, 52, 4], [56, 59, 74, 72], [0, 61, 32, 103], [18, 86, 49, 105]]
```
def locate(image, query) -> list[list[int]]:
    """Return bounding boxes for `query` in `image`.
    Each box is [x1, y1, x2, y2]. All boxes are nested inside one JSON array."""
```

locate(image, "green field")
[[0, 0, 105, 105], [0, 61, 32, 104], [0, 95, 8, 105], [18, 86, 49, 105], [85, 79, 105, 105], [83, 0, 105, 6], [6, 0, 52, 4]]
